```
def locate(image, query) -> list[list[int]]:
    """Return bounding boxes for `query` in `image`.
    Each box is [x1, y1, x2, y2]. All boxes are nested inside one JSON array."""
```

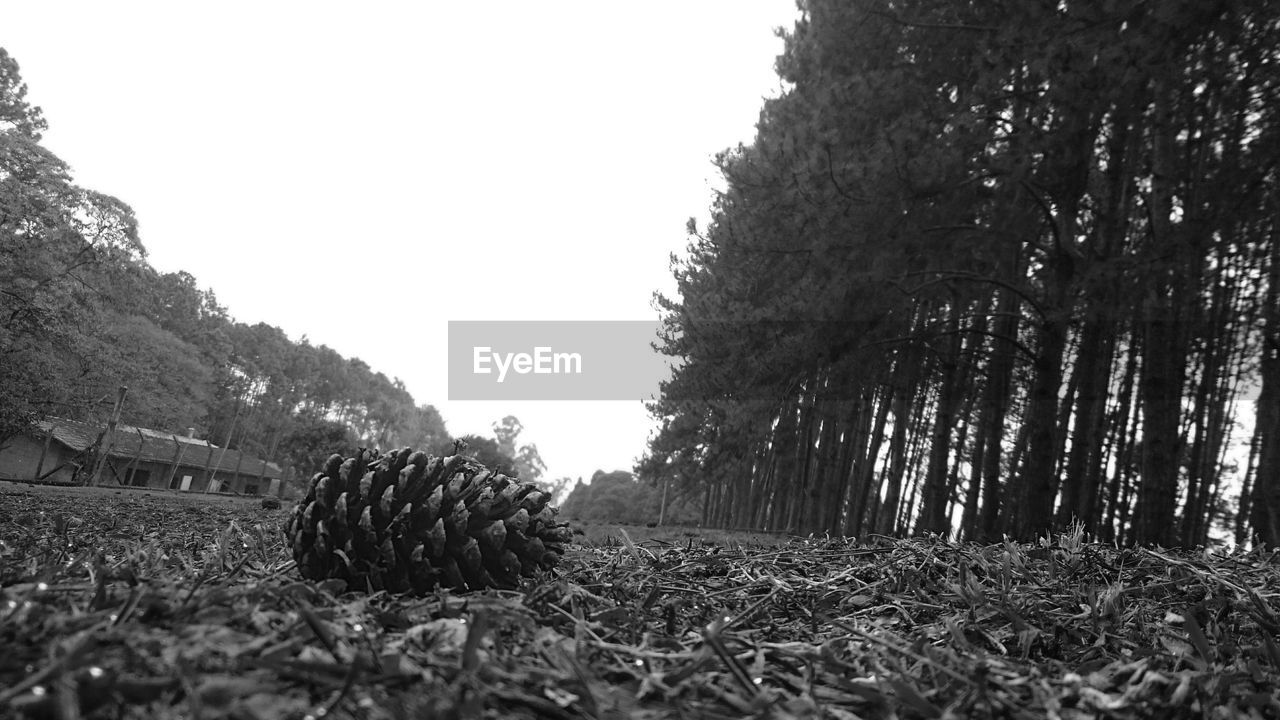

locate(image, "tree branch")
[[865, 8, 998, 32], [897, 270, 1046, 321]]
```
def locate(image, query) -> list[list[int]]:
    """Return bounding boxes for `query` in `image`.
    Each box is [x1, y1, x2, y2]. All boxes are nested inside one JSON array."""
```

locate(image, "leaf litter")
[[2, 483, 1280, 719]]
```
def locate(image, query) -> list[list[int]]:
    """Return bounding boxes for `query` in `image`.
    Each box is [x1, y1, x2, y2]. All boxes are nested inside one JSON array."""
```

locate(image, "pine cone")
[[284, 447, 573, 594]]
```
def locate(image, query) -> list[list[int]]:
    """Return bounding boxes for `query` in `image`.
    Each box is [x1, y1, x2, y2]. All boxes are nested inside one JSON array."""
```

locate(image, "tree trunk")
[[1133, 87, 1192, 548], [978, 291, 1020, 541], [1250, 236, 1280, 547], [1014, 314, 1069, 539], [877, 387, 910, 536], [1057, 317, 1116, 531], [916, 304, 966, 534], [851, 382, 892, 537]]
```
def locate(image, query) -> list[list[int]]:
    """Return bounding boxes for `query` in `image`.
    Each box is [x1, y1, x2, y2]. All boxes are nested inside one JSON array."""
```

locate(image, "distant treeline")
[[642, 0, 1280, 547], [560, 470, 700, 527], [0, 48, 493, 483]]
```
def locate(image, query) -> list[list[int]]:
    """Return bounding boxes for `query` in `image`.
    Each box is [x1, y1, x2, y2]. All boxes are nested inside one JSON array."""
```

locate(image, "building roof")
[[37, 419, 282, 480]]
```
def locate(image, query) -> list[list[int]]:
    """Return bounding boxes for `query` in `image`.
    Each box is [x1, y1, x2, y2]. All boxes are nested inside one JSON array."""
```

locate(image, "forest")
[[641, 0, 1280, 548], [8, 0, 1280, 547], [8, 5, 1280, 717], [0, 47, 556, 491]]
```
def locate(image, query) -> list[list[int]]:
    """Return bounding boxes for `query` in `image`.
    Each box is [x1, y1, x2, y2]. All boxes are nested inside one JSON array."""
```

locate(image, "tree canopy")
[[560, 470, 700, 526]]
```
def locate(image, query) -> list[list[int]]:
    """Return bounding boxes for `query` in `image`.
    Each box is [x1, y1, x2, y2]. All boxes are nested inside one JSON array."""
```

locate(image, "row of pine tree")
[[642, 0, 1280, 547]]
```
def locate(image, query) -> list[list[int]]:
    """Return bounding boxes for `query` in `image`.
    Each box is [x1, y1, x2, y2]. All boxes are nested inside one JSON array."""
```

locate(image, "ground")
[[2, 481, 1279, 719]]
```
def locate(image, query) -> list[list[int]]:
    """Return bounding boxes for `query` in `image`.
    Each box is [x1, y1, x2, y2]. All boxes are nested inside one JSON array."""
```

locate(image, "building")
[[0, 418, 283, 495]]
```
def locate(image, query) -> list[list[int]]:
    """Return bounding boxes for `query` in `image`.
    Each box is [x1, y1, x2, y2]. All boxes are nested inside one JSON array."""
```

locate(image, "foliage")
[[561, 470, 700, 526], [454, 416, 555, 496], [493, 415, 546, 483], [456, 434, 517, 474], [645, 0, 1280, 546], [397, 404, 451, 454], [0, 46, 474, 484], [0, 49, 144, 445], [277, 420, 354, 488], [541, 476, 572, 505], [0, 48, 45, 138], [92, 313, 213, 431]]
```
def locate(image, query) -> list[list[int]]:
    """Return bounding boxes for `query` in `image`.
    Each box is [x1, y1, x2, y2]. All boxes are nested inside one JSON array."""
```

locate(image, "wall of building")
[[101, 456, 274, 495], [207, 472, 271, 495], [105, 458, 180, 490], [2, 431, 280, 494], [0, 435, 78, 483]]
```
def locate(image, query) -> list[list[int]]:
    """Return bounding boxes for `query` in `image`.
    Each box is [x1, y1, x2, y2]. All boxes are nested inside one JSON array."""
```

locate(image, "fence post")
[[89, 386, 127, 486]]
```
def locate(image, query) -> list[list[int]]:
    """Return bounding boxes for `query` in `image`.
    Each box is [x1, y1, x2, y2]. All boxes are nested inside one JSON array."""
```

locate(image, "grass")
[[4, 481, 1280, 719], [569, 519, 793, 549]]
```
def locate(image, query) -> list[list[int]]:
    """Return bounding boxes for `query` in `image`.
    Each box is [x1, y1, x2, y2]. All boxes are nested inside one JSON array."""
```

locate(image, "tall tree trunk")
[[790, 383, 819, 533], [1134, 87, 1193, 548], [944, 400, 975, 536], [851, 382, 892, 537], [1057, 317, 1116, 531], [978, 291, 1020, 542], [1098, 331, 1140, 543], [917, 304, 966, 534], [1250, 234, 1280, 547], [770, 400, 800, 531], [1015, 313, 1069, 539], [962, 402, 987, 540], [877, 347, 919, 536], [898, 387, 934, 534]]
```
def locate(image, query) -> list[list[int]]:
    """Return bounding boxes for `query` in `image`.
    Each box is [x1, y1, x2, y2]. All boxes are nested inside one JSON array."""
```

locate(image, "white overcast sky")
[[2, 1, 798, 484]]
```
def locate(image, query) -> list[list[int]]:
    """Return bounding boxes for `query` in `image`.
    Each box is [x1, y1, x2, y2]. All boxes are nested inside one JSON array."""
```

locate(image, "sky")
[[2, 2, 800, 485]]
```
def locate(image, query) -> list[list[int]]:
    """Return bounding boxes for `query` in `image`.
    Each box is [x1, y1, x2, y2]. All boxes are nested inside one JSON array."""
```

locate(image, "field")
[[571, 520, 796, 549], [3, 482, 1280, 719]]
